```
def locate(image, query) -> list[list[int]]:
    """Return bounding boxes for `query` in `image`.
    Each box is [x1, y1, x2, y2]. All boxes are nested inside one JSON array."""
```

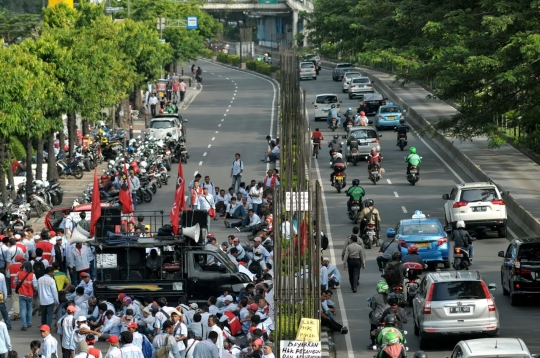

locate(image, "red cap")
[[40, 324, 51, 331], [248, 326, 258, 333], [49, 231, 56, 237], [126, 322, 138, 329], [15, 255, 25, 262], [80, 272, 90, 278], [207, 233, 215, 238], [248, 303, 259, 311], [253, 339, 264, 347], [106, 336, 119, 344], [67, 306, 76, 313], [116, 293, 126, 301]]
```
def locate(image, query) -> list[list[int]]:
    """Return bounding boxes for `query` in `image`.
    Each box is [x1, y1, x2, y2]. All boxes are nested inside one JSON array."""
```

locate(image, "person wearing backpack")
[[383, 252, 406, 289], [376, 236, 400, 272], [230, 153, 244, 193], [38, 267, 59, 328], [152, 320, 179, 358], [14, 261, 38, 331], [369, 281, 390, 348], [247, 250, 264, 279], [32, 248, 49, 278], [379, 295, 407, 331], [170, 310, 188, 357]]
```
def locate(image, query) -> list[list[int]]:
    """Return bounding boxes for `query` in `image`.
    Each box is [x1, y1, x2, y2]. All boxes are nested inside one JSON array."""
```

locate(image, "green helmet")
[[410, 147, 417, 154], [384, 331, 400, 345], [376, 281, 389, 294]]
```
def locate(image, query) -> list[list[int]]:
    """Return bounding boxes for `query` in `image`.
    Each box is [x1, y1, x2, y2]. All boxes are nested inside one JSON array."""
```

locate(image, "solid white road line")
[[402, 206, 408, 213], [198, 161, 203, 166]]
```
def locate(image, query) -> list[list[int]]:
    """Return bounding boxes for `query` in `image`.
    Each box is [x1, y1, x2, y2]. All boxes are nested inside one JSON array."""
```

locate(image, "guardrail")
[[321, 60, 540, 237]]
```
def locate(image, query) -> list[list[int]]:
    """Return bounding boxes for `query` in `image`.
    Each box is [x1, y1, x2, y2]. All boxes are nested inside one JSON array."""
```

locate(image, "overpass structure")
[[202, 0, 314, 49]]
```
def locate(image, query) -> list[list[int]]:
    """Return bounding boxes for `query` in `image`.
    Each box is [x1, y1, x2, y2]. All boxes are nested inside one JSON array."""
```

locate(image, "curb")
[[319, 58, 540, 236]]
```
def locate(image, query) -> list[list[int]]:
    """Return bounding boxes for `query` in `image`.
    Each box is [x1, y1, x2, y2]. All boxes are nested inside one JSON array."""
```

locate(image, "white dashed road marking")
[[387, 179, 392, 184], [203, 152, 207, 157], [394, 192, 399, 197], [198, 161, 203, 166], [401, 206, 407, 213], [211, 137, 215, 141]]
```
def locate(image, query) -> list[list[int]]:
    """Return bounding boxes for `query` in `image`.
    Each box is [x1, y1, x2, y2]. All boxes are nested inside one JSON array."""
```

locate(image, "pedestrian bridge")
[[202, 0, 313, 13]]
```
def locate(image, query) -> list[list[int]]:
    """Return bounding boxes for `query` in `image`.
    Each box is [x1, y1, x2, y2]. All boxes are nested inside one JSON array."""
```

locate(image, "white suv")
[[442, 182, 507, 237], [450, 338, 535, 358]]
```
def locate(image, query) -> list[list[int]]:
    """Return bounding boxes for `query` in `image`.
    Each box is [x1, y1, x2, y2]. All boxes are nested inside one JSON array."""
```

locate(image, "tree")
[[0, 9, 40, 43]]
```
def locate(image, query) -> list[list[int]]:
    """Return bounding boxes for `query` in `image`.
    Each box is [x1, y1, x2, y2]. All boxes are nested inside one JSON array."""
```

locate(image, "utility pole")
[[127, 0, 130, 17]]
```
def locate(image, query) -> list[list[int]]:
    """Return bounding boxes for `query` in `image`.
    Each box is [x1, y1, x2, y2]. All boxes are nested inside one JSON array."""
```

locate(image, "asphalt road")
[[301, 68, 540, 357], [6, 60, 278, 355]]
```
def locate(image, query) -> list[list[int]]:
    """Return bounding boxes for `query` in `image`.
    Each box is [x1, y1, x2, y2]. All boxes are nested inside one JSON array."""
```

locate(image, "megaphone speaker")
[[182, 223, 200, 243], [70, 225, 92, 243]]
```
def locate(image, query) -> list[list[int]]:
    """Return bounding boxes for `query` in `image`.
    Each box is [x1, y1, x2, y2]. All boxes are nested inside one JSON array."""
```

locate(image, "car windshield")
[[381, 106, 402, 113], [400, 223, 440, 235], [517, 243, 540, 262], [460, 188, 498, 202], [301, 63, 313, 68], [353, 78, 370, 84], [316, 95, 338, 104], [365, 95, 383, 101], [150, 121, 174, 129], [345, 72, 361, 78], [350, 129, 376, 139], [431, 281, 487, 301]]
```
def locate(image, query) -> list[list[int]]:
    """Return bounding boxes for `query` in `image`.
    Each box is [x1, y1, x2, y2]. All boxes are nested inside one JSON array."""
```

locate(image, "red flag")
[[90, 170, 102, 237], [299, 218, 308, 255], [170, 162, 186, 235], [119, 164, 134, 214]]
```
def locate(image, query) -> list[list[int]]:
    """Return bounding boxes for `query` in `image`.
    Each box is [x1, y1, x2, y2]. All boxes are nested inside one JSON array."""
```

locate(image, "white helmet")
[[456, 221, 465, 229], [334, 153, 343, 159]]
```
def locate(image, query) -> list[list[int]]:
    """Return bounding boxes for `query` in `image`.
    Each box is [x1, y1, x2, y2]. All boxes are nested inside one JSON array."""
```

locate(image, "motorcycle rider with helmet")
[[344, 107, 354, 129], [328, 134, 342, 158], [347, 133, 360, 156], [359, 198, 381, 239], [326, 104, 341, 127], [369, 281, 390, 347], [377, 332, 407, 358], [376, 315, 406, 346], [401, 244, 425, 266], [367, 148, 383, 179], [330, 153, 347, 186], [394, 119, 409, 145], [356, 111, 369, 126], [453, 220, 474, 263], [380, 294, 407, 330], [345, 179, 365, 212], [405, 147, 421, 177]]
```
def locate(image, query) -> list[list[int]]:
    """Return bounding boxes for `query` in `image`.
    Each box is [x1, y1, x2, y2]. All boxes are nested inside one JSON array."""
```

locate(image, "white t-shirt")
[[249, 186, 263, 204]]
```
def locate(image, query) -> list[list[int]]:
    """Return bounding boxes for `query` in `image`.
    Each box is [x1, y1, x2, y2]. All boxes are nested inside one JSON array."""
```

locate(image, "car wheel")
[[510, 293, 520, 306], [342, 89, 347, 93], [313, 76, 317, 80], [498, 227, 507, 238], [502, 275, 509, 296], [443, 260, 451, 269], [414, 321, 420, 336]]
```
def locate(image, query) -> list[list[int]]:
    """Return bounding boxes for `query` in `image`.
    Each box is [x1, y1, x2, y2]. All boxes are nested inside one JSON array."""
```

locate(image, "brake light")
[[378, 115, 383, 119], [398, 239, 407, 248], [350, 85, 355, 88], [368, 83, 373, 87], [362, 101, 368, 106], [453, 201, 468, 208], [371, 138, 379, 143], [423, 284, 434, 314], [480, 281, 496, 312], [455, 248, 461, 254], [314, 105, 318, 109], [400, 114, 405, 119], [491, 199, 505, 205], [514, 258, 532, 275], [437, 238, 447, 246], [381, 100, 386, 105]]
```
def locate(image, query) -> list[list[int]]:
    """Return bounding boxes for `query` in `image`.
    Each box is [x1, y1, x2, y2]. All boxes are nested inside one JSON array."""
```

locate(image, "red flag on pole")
[[119, 163, 135, 214], [170, 162, 186, 235], [90, 169, 102, 237]]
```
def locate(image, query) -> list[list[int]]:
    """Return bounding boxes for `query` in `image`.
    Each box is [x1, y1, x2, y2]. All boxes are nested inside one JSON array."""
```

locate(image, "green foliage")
[[202, 49, 213, 58], [228, 55, 240, 66], [246, 60, 256, 70], [216, 53, 229, 64], [255, 62, 272, 75], [0, 9, 40, 43], [9, 137, 26, 160]]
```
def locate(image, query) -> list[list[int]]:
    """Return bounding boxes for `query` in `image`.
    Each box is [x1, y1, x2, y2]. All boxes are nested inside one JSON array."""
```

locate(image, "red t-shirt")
[[368, 153, 382, 166], [312, 131, 323, 140]]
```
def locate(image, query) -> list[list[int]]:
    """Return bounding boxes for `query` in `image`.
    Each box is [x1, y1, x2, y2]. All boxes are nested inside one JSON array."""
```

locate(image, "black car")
[[357, 93, 388, 115], [498, 237, 540, 306], [332, 63, 355, 81]]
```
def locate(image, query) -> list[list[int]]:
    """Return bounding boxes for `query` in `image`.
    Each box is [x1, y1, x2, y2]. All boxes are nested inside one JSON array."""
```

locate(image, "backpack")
[[386, 308, 404, 330], [248, 259, 263, 278], [383, 262, 402, 287], [364, 207, 375, 223], [321, 232, 329, 250], [141, 335, 153, 358], [156, 334, 171, 358], [33, 258, 46, 279]]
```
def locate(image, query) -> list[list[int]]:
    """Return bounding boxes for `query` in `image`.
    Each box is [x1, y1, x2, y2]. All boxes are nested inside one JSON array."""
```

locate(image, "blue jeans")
[[469, 244, 474, 260], [231, 175, 242, 193], [41, 303, 55, 327], [56, 302, 66, 320], [231, 216, 250, 228], [327, 117, 341, 126], [0, 303, 11, 329], [252, 203, 261, 216], [20, 295, 33, 328], [227, 205, 246, 219], [90, 259, 96, 279], [132, 193, 137, 210]]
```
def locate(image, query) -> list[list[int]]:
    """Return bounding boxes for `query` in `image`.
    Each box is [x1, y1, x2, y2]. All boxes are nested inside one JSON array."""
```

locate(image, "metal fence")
[[273, 48, 323, 351]]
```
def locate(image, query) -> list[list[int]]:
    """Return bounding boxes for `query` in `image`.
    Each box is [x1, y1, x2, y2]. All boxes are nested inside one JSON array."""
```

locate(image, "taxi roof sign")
[[412, 210, 426, 219]]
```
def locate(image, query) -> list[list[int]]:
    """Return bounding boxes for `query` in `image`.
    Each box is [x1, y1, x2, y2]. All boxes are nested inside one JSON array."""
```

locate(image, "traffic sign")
[[187, 16, 198, 30]]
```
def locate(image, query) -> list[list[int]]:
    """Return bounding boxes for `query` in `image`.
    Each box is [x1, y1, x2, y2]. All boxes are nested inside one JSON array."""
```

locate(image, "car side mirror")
[[488, 283, 497, 290], [444, 226, 452, 233], [498, 251, 505, 258], [386, 228, 396, 238], [378, 133, 382, 137], [442, 194, 450, 200], [341, 135, 347, 139], [371, 81, 375, 84]]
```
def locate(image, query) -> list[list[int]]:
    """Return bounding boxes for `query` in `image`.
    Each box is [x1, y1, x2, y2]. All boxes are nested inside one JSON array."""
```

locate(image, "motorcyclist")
[[367, 148, 383, 179], [377, 332, 407, 358], [394, 119, 409, 145], [328, 134, 342, 158], [196, 66, 202, 83], [383, 251, 406, 288], [452, 220, 474, 263], [401, 244, 425, 266], [380, 294, 407, 330], [326, 104, 341, 127], [330, 153, 347, 186], [369, 281, 390, 347], [376, 315, 406, 346], [347, 133, 359, 155], [359, 198, 381, 238], [311, 128, 324, 150], [356, 111, 369, 126], [343, 107, 354, 129], [345, 179, 365, 212], [405, 147, 421, 177]]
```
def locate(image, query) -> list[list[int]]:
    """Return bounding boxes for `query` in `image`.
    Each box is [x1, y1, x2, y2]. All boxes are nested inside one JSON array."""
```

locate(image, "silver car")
[[347, 77, 374, 99], [412, 271, 499, 349], [342, 126, 381, 160], [299, 61, 317, 80], [451, 338, 536, 358], [342, 71, 362, 93]]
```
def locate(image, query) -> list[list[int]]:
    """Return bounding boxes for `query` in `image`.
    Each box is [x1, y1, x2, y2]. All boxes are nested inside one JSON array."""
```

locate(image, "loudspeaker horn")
[[182, 223, 200, 243], [70, 225, 93, 244]]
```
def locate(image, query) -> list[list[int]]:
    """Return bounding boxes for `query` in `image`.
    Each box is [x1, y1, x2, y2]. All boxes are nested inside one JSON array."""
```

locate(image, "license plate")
[[371, 171, 378, 175], [449, 306, 471, 314], [472, 206, 487, 212], [387, 116, 396, 120], [360, 142, 368, 146], [410, 170, 417, 174], [336, 176, 343, 181], [352, 206, 360, 211], [416, 242, 430, 248]]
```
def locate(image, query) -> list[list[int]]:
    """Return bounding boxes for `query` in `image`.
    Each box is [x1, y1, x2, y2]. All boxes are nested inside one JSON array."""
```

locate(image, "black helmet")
[[392, 251, 401, 261], [333, 134, 339, 139], [388, 294, 399, 306], [399, 119, 405, 124], [331, 104, 336, 109], [384, 314, 396, 327], [352, 179, 360, 186], [366, 199, 374, 206], [414, 352, 428, 358]]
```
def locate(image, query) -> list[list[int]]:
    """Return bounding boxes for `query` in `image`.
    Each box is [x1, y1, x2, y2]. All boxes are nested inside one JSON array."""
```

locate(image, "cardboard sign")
[[280, 341, 321, 358], [295, 318, 320, 342]]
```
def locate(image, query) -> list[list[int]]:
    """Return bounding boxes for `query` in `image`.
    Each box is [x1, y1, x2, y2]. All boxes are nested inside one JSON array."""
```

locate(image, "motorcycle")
[[348, 200, 361, 224], [397, 133, 408, 151], [369, 162, 382, 185], [329, 118, 338, 132], [403, 262, 424, 306], [57, 158, 84, 179], [349, 146, 361, 166], [333, 172, 345, 193], [363, 222, 378, 249], [453, 246, 472, 270], [406, 163, 421, 186], [389, 284, 406, 308]]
